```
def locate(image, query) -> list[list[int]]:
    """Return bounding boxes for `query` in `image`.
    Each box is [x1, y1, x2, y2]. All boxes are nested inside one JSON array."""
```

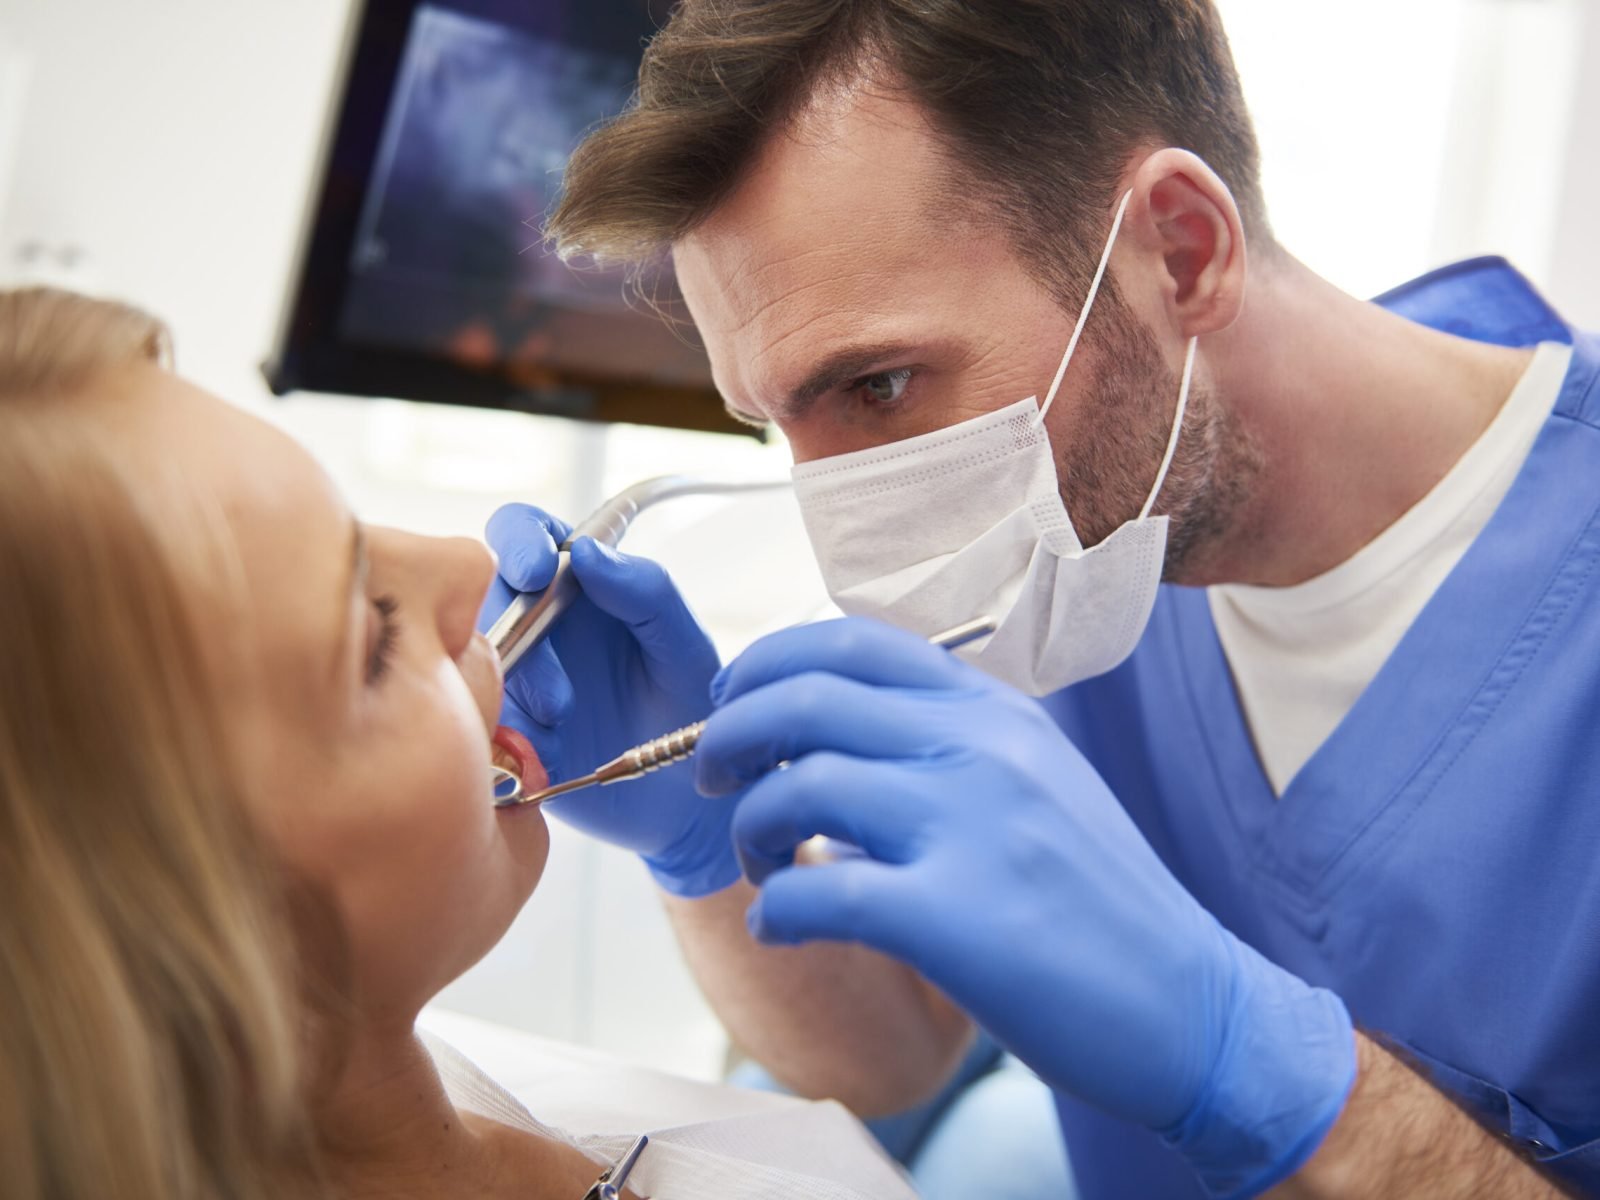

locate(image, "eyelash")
[[367, 595, 401, 685]]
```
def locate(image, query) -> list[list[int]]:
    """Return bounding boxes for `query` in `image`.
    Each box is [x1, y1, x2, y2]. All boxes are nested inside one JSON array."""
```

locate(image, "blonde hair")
[[0, 289, 324, 1198]]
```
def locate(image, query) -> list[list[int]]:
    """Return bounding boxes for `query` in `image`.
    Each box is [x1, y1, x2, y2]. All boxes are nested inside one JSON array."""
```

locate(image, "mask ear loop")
[[1036, 189, 1134, 427], [1139, 335, 1198, 520]]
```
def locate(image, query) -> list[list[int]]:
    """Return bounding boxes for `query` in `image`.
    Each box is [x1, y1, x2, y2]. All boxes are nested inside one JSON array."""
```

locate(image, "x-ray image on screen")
[[338, 4, 708, 389]]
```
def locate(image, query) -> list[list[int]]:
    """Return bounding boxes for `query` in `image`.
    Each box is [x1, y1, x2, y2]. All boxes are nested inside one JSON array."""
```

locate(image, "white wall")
[[1547, 0, 1600, 329], [1424, 0, 1590, 290], [1219, 0, 1590, 301], [0, 24, 26, 221], [2, 0, 1596, 1079], [1221, 0, 1468, 299], [0, 0, 350, 406]]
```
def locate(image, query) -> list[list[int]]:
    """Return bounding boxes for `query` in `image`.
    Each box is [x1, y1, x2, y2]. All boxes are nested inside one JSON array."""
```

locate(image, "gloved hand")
[[480, 504, 737, 897], [697, 617, 1356, 1199]]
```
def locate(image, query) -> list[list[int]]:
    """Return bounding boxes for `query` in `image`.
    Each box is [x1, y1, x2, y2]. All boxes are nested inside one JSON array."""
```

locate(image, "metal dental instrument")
[[489, 764, 523, 805], [497, 616, 998, 809], [581, 1133, 649, 1200], [488, 475, 791, 677]]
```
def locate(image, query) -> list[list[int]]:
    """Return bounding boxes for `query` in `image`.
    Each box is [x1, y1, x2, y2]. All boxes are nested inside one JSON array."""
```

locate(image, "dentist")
[[484, 2, 1600, 1196]]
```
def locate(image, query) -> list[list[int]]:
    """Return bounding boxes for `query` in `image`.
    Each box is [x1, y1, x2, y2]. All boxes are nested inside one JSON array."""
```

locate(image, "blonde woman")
[[0, 288, 916, 1200]]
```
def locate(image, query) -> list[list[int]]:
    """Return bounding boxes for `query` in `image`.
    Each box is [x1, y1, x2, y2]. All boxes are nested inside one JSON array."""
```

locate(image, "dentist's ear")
[[1124, 149, 1248, 340]]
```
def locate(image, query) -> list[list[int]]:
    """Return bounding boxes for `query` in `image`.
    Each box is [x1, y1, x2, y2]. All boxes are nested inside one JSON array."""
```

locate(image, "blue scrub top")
[[1040, 258, 1600, 1197]]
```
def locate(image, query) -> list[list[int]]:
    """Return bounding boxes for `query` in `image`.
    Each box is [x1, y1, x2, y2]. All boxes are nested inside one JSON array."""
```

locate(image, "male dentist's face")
[[673, 81, 1206, 555]]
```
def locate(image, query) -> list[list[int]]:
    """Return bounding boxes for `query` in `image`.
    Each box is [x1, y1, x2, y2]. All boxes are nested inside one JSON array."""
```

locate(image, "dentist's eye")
[[366, 595, 401, 685], [851, 368, 913, 408]]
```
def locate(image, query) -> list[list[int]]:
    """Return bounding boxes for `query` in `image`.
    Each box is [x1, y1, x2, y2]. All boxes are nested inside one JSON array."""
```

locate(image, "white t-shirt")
[[1207, 341, 1573, 796], [425, 1033, 918, 1200]]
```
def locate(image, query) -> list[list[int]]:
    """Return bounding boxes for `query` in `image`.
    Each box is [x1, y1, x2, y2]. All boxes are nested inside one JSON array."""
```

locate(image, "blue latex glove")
[[697, 617, 1357, 1199], [480, 504, 737, 897]]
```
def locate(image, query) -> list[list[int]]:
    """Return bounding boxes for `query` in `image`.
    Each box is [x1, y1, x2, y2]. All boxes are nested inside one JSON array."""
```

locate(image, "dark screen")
[[267, 0, 746, 437]]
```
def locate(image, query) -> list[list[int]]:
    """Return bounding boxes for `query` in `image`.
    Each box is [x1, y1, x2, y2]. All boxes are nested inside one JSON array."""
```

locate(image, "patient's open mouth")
[[490, 726, 547, 807]]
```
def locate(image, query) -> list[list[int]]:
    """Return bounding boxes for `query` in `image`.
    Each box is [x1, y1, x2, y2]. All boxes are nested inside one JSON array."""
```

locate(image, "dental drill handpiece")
[[487, 476, 790, 676], [496, 616, 998, 809]]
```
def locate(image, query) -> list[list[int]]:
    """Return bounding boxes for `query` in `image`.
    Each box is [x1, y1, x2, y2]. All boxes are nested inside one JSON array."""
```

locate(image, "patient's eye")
[[366, 595, 401, 684]]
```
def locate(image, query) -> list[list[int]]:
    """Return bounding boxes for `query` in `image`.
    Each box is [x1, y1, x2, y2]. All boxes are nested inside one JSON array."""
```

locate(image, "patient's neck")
[[317, 1023, 496, 1198], [316, 1018, 631, 1199]]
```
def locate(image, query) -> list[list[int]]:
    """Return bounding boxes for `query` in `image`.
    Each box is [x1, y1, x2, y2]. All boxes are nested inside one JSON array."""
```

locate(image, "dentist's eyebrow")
[[780, 340, 921, 419], [333, 521, 369, 681]]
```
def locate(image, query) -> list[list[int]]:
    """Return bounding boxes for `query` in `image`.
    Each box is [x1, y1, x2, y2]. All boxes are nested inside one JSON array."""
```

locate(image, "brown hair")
[[550, 0, 1270, 302], [0, 290, 324, 1199]]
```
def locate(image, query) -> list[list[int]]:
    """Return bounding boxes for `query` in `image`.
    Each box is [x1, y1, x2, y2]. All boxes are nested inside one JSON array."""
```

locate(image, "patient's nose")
[[433, 536, 498, 660]]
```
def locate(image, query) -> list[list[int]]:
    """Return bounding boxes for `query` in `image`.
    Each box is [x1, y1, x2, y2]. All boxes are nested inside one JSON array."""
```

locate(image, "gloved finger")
[[712, 617, 978, 707], [731, 752, 931, 883], [568, 537, 720, 673], [696, 673, 944, 797], [484, 504, 573, 593], [746, 858, 900, 949], [501, 636, 576, 728]]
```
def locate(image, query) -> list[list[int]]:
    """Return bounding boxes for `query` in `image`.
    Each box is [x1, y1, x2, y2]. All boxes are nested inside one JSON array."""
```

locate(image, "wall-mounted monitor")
[[265, 0, 751, 438]]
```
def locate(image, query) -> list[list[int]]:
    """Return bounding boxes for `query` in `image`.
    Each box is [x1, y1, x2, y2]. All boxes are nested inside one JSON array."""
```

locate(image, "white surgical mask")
[[790, 191, 1198, 696]]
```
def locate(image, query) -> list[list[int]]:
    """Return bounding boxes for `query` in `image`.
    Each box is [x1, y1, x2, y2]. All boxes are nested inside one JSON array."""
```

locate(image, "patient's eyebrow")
[[777, 340, 921, 421], [332, 521, 369, 682]]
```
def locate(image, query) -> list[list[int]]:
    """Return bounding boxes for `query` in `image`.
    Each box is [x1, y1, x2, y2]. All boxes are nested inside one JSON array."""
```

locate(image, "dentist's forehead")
[[673, 85, 985, 418]]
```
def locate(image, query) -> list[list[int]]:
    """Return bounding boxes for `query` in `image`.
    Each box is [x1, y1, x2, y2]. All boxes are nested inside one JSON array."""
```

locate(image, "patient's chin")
[[496, 778, 553, 893], [418, 821, 552, 1004]]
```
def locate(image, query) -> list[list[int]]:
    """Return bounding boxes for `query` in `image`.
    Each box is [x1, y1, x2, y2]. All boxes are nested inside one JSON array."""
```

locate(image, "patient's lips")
[[491, 725, 547, 803]]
